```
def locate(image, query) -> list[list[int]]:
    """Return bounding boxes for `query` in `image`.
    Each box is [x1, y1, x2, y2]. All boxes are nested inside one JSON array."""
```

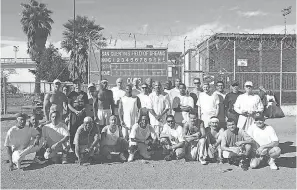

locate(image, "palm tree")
[[20, 0, 53, 93], [61, 15, 106, 83]]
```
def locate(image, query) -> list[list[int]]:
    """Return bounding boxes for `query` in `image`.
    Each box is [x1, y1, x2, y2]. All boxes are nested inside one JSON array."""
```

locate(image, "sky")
[[0, 0, 296, 84]]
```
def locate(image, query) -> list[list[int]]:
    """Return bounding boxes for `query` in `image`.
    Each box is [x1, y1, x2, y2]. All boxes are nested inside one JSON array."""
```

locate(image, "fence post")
[[259, 41, 263, 87], [233, 40, 236, 80], [280, 39, 283, 106], [3, 77, 7, 114]]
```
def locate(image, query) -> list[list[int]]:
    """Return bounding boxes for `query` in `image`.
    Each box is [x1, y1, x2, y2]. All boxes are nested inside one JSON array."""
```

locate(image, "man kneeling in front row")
[[247, 113, 281, 170], [5, 113, 43, 170], [74, 116, 100, 165], [160, 115, 186, 161], [221, 118, 253, 171], [42, 111, 70, 164]]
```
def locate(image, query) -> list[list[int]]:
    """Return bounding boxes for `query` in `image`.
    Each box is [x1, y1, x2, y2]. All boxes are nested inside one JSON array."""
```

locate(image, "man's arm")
[[43, 93, 51, 121], [233, 96, 244, 114], [172, 141, 185, 150], [6, 146, 13, 170], [94, 97, 98, 120], [118, 99, 124, 125], [172, 97, 181, 112], [136, 97, 141, 110], [109, 91, 115, 115]]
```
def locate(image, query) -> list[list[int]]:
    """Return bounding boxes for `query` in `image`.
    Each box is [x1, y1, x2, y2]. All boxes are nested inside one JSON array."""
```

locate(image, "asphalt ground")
[[0, 116, 296, 189]]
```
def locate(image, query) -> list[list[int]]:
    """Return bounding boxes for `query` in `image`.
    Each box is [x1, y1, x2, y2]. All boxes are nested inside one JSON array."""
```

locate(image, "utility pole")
[[183, 36, 187, 83], [73, 0, 76, 80], [281, 6, 292, 35]]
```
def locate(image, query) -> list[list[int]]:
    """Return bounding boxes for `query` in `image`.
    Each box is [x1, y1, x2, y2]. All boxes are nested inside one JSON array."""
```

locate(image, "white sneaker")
[[199, 157, 207, 165], [268, 158, 278, 170], [128, 153, 134, 162]]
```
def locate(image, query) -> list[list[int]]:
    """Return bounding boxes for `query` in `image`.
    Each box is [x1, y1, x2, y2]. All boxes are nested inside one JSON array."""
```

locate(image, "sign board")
[[237, 59, 248, 66], [90, 48, 168, 85]]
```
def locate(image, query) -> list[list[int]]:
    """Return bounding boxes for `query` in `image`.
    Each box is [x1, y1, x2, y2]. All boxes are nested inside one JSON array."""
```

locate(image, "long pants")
[[12, 139, 43, 165], [101, 138, 129, 157], [185, 138, 207, 161], [160, 137, 185, 159]]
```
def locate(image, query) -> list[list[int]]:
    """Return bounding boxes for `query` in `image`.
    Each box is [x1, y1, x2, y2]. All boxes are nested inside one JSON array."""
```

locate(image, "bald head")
[[154, 81, 162, 93]]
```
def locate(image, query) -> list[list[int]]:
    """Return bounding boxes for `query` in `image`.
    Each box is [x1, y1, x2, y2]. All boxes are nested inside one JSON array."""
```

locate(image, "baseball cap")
[[231, 80, 239, 86], [88, 83, 96, 89], [101, 79, 108, 83], [141, 83, 148, 88], [15, 113, 28, 119], [254, 113, 265, 121], [244, 81, 253, 87], [53, 79, 61, 84]]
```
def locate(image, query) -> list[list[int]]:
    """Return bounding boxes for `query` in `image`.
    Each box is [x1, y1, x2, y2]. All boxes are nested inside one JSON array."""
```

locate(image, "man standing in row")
[[224, 80, 243, 124], [148, 81, 171, 138], [213, 81, 227, 129], [43, 79, 68, 122], [197, 83, 219, 128], [111, 78, 126, 123], [189, 78, 202, 111], [119, 85, 141, 140], [94, 79, 114, 130], [172, 83, 194, 126], [234, 81, 264, 131]]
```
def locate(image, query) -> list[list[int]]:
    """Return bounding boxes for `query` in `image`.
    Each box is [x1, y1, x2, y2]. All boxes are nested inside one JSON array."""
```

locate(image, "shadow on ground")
[[279, 141, 296, 154]]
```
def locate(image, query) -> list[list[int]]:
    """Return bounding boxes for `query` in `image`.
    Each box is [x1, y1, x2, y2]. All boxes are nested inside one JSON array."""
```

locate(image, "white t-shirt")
[[172, 95, 194, 124], [111, 87, 126, 115], [42, 122, 69, 147], [161, 123, 185, 145], [247, 124, 279, 146], [197, 92, 220, 116], [121, 96, 139, 129], [137, 93, 151, 108], [169, 88, 180, 105], [129, 123, 157, 141], [213, 91, 226, 122], [234, 93, 264, 114], [101, 125, 120, 146], [148, 92, 171, 126], [4, 126, 39, 151]]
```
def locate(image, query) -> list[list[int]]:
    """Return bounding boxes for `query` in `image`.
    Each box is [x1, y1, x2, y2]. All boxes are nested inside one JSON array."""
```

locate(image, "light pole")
[[183, 36, 187, 83], [13, 46, 19, 62], [281, 6, 292, 35], [88, 30, 99, 84]]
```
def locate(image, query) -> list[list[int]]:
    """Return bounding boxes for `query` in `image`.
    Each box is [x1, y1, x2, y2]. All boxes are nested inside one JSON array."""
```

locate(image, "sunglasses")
[[245, 85, 252, 88], [167, 120, 175, 123], [194, 82, 201, 84]]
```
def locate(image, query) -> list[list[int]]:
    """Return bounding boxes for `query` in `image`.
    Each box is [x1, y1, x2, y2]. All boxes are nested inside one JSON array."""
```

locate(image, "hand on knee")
[[269, 147, 281, 159]]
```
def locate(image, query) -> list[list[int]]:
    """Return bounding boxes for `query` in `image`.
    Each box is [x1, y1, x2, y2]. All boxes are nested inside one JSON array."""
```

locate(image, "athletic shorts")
[[97, 109, 112, 125]]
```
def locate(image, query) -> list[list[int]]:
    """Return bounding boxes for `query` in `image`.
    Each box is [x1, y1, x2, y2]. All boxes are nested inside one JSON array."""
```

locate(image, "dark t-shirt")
[[223, 91, 243, 113]]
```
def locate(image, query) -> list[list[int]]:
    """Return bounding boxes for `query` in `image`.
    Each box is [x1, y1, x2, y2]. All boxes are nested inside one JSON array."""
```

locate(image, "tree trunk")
[[34, 63, 41, 94]]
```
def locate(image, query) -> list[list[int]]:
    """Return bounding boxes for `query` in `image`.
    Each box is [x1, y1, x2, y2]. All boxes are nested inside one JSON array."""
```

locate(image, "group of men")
[[4, 77, 281, 171]]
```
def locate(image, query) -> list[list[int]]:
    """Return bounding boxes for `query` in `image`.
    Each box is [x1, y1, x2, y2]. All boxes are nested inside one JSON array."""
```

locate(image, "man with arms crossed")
[[43, 79, 68, 122], [189, 78, 202, 111]]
